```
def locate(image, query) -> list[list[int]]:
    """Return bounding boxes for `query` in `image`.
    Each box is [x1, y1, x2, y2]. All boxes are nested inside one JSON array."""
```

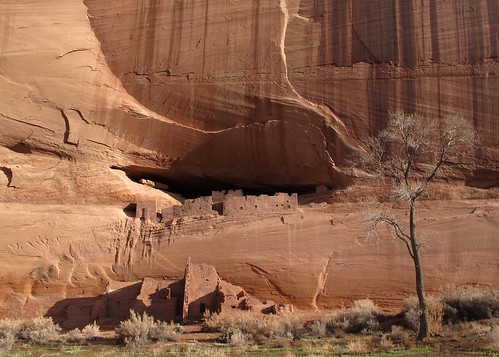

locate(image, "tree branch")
[[370, 213, 414, 259]]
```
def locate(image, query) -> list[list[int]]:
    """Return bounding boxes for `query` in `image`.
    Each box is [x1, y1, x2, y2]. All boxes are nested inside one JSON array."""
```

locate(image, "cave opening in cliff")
[[110, 165, 317, 200]]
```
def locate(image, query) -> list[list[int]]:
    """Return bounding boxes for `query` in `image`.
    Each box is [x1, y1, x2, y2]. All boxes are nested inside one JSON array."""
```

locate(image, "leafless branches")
[[351, 110, 477, 340], [365, 210, 414, 259], [354, 111, 477, 202]]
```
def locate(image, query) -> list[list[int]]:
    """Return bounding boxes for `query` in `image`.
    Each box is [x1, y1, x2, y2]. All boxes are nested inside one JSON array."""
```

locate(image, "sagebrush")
[[204, 311, 305, 340], [116, 310, 182, 346], [312, 299, 381, 335], [441, 287, 499, 323]]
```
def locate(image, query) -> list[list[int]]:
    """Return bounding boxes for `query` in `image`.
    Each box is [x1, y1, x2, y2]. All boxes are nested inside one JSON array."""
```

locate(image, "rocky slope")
[[0, 1, 497, 318]]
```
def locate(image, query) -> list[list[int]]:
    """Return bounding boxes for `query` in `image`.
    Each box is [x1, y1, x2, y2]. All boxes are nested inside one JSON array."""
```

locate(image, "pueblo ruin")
[[49, 257, 287, 329]]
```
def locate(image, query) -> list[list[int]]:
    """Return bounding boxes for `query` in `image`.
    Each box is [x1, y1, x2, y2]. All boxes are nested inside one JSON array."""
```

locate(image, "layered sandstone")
[[0, 0, 497, 320]]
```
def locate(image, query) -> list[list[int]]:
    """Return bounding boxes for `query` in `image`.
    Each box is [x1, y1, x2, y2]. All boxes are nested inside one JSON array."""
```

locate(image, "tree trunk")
[[409, 200, 429, 340]]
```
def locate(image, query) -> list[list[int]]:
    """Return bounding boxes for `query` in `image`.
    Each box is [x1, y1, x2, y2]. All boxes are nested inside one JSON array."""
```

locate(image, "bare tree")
[[353, 111, 477, 340]]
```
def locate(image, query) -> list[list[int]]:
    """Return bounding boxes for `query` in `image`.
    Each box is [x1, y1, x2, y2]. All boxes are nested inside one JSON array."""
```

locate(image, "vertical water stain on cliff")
[[168, 0, 184, 68], [252, 0, 260, 71], [429, 0, 440, 62], [201, 0, 209, 77], [398, 0, 417, 67], [486, 0, 498, 58]]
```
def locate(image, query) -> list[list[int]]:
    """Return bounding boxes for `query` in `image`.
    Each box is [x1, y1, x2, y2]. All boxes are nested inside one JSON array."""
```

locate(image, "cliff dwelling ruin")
[[134, 190, 299, 223], [49, 258, 289, 329]]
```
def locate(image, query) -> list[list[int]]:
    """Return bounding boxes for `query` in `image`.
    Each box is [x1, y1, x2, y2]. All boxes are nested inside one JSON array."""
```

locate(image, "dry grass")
[[314, 299, 380, 335], [0, 333, 15, 354], [441, 287, 499, 323], [82, 321, 101, 340], [65, 322, 101, 343], [404, 295, 443, 335], [204, 311, 306, 341], [115, 310, 182, 347], [18, 316, 61, 344], [346, 338, 371, 354], [489, 326, 499, 349], [377, 334, 395, 351], [219, 327, 249, 344]]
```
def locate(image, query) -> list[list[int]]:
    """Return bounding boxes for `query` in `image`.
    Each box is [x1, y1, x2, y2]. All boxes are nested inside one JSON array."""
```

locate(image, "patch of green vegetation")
[[374, 346, 436, 356]]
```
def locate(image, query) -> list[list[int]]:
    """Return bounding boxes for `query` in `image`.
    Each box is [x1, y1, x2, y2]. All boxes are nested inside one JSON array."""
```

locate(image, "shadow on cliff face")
[[168, 120, 351, 193], [45, 281, 185, 330]]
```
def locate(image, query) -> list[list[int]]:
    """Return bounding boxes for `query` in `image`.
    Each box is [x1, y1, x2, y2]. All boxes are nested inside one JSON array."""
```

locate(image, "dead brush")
[[116, 310, 182, 346], [64, 322, 101, 343], [203, 311, 306, 341], [313, 299, 381, 336], [441, 287, 499, 323], [219, 327, 249, 344], [0, 319, 20, 353], [0, 318, 23, 340], [346, 338, 371, 354], [404, 295, 443, 335], [18, 316, 62, 344], [489, 326, 499, 349]]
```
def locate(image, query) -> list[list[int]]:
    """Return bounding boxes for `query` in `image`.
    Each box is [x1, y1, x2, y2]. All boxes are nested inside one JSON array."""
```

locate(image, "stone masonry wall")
[[172, 196, 215, 217], [223, 193, 298, 216], [136, 201, 158, 220]]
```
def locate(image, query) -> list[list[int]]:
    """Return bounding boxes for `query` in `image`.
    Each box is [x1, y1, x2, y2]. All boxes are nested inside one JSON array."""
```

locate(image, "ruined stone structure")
[[182, 258, 220, 323], [223, 193, 298, 216], [132, 277, 179, 322], [136, 191, 298, 223], [48, 259, 279, 328], [181, 258, 275, 323], [172, 196, 216, 218], [212, 189, 244, 213], [135, 201, 158, 221]]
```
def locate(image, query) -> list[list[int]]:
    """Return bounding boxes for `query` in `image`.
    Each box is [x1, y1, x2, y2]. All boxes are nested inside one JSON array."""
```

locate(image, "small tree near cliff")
[[352, 111, 477, 340]]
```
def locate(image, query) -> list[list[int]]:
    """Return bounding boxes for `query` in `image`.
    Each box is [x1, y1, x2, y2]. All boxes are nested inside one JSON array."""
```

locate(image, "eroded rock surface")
[[0, 1, 497, 319]]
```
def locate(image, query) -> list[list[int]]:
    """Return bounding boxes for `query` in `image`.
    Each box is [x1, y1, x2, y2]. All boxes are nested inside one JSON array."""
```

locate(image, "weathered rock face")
[[84, 0, 498, 189], [0, 1, 498, 320], [1, 1, 497, 191]]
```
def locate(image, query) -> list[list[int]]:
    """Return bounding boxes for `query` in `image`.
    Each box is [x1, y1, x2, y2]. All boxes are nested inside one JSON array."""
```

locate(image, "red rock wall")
[[83, 0, 498, 188]]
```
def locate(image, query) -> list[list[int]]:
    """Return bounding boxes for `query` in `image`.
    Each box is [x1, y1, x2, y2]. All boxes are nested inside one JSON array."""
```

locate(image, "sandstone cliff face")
[[0, 1, 497, 317], [2, 1, 497, 191], [84, 0, 498, 189]]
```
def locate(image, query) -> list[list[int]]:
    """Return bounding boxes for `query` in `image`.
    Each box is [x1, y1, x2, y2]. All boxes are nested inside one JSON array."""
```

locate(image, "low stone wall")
[[211, 189, 243, 203], [223, 193, 298, 216], [172, 196, 215, 217]]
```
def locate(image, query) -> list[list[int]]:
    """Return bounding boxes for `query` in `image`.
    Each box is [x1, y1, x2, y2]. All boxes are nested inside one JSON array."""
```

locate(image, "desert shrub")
[[314, 299, 380, 335], [0, 318, 22, 340], [389, 325, 411, 342], [204, 311, 305, 340], [346, 338, 370, 354], [82, 322, 101, 340], [0, 333, 15, 353], [116, 311, 182, 346], [489, 326, 499, 349], [441, 287, 499, 323], [150, 321, 183, 343], [65, 328, 84, 343], [219, 327, 248, 344], [18, 316, 61, 344], [309, 319, 327, 337], [404, 295, 443, 334], [377, 334, 395, 351]]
